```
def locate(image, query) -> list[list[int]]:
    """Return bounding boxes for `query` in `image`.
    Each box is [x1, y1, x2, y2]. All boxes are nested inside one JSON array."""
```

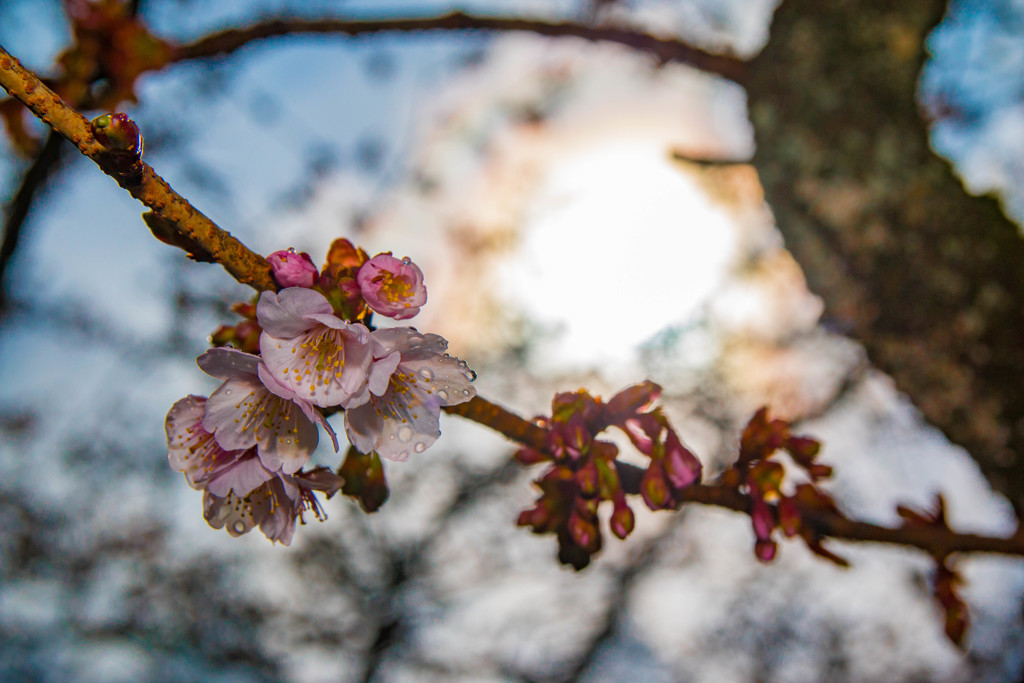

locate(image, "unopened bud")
[[640, 463, 672, 510], [610, 497, 635, 539], [514, 446, 550, 465], [91, 113, 143, 154], [605, 381, 662, 424], [754, 538, 777, 563], [575, 458, 599, 497], [777, 496, 801, 537], [568, 511, 599, 552], [663, 429, 701, 489], [750, 493, 775, 541], [267, 248, 318, 288]]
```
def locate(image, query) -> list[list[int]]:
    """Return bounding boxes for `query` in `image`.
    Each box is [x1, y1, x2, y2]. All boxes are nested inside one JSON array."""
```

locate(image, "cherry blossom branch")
[[5, 26, 1024, 568], [0, 43, 276, 292], [173, 11, 748, 83], [445, 398, 1024, 559]]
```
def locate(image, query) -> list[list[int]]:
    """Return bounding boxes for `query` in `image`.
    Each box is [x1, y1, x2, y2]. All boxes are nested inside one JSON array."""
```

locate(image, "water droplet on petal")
[[397, 449, 410, 460], [463, 369, 477, 381], [398, 425, 414, 442], [401, 256, 412, 265], [419, 368, 434, 381], [462, 389, 471, 396], [437, 389, 449, 402], [414, 442, 427, 453]]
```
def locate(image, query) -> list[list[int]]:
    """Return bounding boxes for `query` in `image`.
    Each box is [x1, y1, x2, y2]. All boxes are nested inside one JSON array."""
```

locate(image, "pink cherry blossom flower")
[[165, 394, 275, 495], [203, 467, 343, 545], [197, 347, 338, 474], [267, 248, 318, 288], [344, 327, 476, 461], [356, 253, 427, 320], [258, 288, 373, 407]]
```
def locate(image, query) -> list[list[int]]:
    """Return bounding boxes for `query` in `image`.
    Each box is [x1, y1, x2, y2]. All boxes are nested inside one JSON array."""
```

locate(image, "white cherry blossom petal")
[[343, 327, 477, 460], [260, 323, 372, 407], [256, 288, 333, 338], [197, 347, 260, 381], [206, 453, 276, 498], [202, 374, 319, 474], [166, 395, 243, 490], [203, 490, 257, 538]]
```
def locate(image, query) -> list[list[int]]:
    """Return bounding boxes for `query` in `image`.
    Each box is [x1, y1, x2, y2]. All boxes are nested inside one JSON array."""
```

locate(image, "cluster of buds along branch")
[[165, 239, 476, 543], [515, 381, 701, 569], [720, 407, 843, 564], [898, 496, 970, 645]]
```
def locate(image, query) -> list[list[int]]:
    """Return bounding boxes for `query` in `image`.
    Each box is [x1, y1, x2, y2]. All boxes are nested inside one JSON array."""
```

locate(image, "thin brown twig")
[[0, 130, 65, 310], [0, 43, 277, 292], [173, 11, 748, 84]]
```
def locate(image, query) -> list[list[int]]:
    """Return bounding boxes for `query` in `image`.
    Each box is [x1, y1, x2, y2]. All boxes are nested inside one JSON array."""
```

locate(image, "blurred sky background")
[[2, 0, 1024, 681]]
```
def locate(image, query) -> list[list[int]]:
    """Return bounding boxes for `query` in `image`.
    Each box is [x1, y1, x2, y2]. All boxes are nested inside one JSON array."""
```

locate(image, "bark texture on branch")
[[746, 0, 1024, 511], [0, 44, 277, 293]]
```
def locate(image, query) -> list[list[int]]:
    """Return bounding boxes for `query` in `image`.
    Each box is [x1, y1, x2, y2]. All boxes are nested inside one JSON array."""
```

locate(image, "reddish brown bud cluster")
[[313, 239, 372, 322], [210, 301, 262, 354], [516, 382, 701, 569], [897, 496, 969, 646], [338, 447, 389, 513], [723, 407, 840, 565]]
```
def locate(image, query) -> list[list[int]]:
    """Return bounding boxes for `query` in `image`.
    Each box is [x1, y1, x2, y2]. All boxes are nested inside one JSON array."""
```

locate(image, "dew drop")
[[225, 390, 232, 396], [398, 425, 414, 442], [414, 442, 427, 453], [419, 368, 434, 381], [463, 369, 477, 381], [401, 256, 412, 265], [231, 520, 247, 534], [397, 449, 410, 460], [437, 389, 449, 402], [462, 389, 471, 396]]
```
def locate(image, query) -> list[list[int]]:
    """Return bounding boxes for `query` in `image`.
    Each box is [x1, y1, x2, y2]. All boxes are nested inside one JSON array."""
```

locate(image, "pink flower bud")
[[604, 381, 662, 424], [575, 458, 599, 497], [750, 492, 775, 541], [514, 446, 550, 465], [777, 496, 801, 537], [91, 113, 143, 153], [267, 249, 319, 288], [663, 429, 701, 490], [621, 413, 661, 455], [640, 463, 673, 510], [563, 413, 591, 459], [610, 497, 635, 539], [568, 510, 599, 552], [356, 253, 427, 319], [754, 538, 777, 563]]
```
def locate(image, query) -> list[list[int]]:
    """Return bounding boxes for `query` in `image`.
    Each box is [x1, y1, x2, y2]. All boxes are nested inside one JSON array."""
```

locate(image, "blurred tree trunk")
[[746, 0, 1024, 512]]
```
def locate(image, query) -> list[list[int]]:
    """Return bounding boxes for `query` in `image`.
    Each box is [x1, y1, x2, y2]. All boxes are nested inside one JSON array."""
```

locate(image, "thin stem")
[[174, 12, 748, 84], [0, 130, 64, 310], [0, 44, 277, 292]]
